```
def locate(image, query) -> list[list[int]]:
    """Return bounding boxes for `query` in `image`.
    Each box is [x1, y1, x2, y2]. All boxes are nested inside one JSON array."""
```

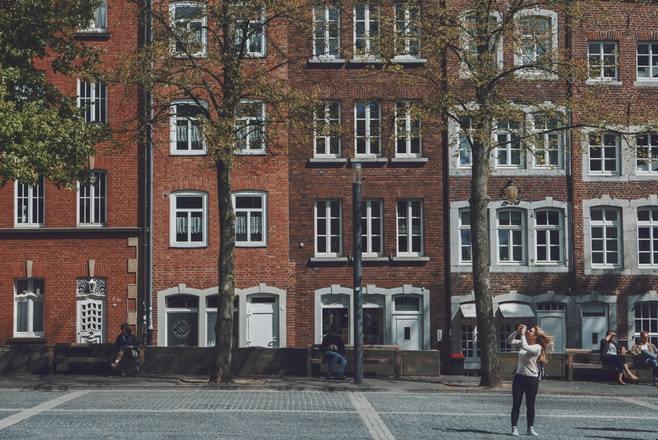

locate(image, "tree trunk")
[[210, 159, 236, 383]]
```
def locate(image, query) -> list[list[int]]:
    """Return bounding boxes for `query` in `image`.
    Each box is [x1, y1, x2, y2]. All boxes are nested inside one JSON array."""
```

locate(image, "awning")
[[498, 302, 534, 319], [459, 303, 477, 319]]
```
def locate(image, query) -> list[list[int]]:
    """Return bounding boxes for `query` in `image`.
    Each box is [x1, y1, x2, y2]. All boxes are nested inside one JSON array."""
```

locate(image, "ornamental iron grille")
[[76, 278, 106, 343]]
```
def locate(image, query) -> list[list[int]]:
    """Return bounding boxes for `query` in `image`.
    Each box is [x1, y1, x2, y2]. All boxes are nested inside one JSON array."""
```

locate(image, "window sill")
[[391, 56, 427, 64], [14, 224, 44, 229], [390, 157, 428, 164], [7, 337, 47, 345], [310, 257, 349, 263], [170, 151, 208, 157], [634, 80, 658, 87], [75, 30, 111, 40], [513, 70, 558, 81], [362, 256, 390, 262], [172, 53, 208, 60], [391, 256, 430, 262], [308, 57, 347, 65], [349, 57, 384, 64], [235, 151, 267, 156], [170, 244, 208, 249], [351, 157, 388, 164], [309, 157, 348, 164], [586, 79, 622, 86]]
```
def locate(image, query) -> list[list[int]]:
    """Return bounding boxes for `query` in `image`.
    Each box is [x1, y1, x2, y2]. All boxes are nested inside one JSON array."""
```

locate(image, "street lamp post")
[[352, 163, 364, 384]]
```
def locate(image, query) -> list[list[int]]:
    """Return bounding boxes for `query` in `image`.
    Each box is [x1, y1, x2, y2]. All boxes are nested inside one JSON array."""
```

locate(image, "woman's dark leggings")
[[511, 374, 539, 427]]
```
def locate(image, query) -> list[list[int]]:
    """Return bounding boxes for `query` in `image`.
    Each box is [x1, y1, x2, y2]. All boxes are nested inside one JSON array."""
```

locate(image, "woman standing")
[[506, 324, 553, 437], [600, 330, 638, 385]]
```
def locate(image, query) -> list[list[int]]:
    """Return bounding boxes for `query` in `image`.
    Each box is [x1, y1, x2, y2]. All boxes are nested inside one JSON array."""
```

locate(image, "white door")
[[538, 313, 565, 353], [246, 296, 278, 348], [581, 303, 608, 350], [77, 298, 104, 343], [394, 316, 421, 350]]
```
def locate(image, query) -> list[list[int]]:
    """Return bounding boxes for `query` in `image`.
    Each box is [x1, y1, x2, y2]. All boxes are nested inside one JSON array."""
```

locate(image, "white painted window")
[[588, 41, 618, 81], [636, 133, 658, 174], [170, 2, 207, 57], [461, 324, 479, 358], [361, 200, 383, 257], [638, 207, 658, 267], [236, 100, 265, 154], [396, 200, 423, 257], [78, 171, 106, 226], [315, 200, 342, 257], [85, 0, 107, 31], [589, 132, 619, 175], [170, 191, 207, 247], [354, 101, 381, 157], [170, 102, 206, 154], [14, 279, 44, 337], [395, 101, 421, 158], [353, 4, 379, 58], [495, 121, 522, 168], [458, 116, 473, 167], [498, 323, 514, 352], [233, 192, 266, 247], [236, 7, 266, 57], [458, 209, 472, 263], [314, 101, 341, 158], [637, 42, 658, 81], [532, 114, 562, 168], [590, 207, 621, 268], [15, 177, 44, 227], [497, 209, 525, 263], [164, 294, 199, 346], [394, 3, 420, 58], [77, 80, 107, 123], [635, 302, 658, 346], [460, 11, 503, 73], [535, 209, 563, 264], [517, 15, 553, 65], [313, 6, 340, 58]]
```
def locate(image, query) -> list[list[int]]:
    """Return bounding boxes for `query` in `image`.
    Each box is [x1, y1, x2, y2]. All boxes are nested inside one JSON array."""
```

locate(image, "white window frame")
[[588, 132, 620, 175], [637, 206, 658, 268], [393, 3, 420, 59], [353, 3, 379, 59], [531, 113, 563, 169], [313, 101, 341, 158], [77, 80, 107, 124], [236, 6, 266, 58], [461, 323, 479, 358], [590, 206, 622, 268], [169, 191, 208, 248], [496, 208, 526, 264], [459, 11, 504, 77], [495, 121, 523, 168], [457, 116, 473, 168], [14, 177, 44, 227], [170, 101, 207, 155], [396, 199, 423, 257], [637, 42, 658, 81], [77, 171, 106, 227], [169, 1, 207, 58], [588, 41, 618, 81], [636, 133, 658, 174], [513, 9, 558, 76], [232, 191, 267, 247], [84, 0, 107, 31], [314, 200, 342, 258], [534, 208, 564, 264], [634, 302, 658, 346], [354, 101, 381, 157], [395, 101, 422, 158], [362, 200, 383, 258], [236, 100, 266, 154], [312, 5, 340, 59], [458, 208, 472, 263], [14, 279, 45, 338]]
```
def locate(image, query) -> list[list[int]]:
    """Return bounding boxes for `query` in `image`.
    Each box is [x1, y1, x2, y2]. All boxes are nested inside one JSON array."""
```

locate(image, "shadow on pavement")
[[433, 427, 503, 436], [577, 427, 658, 433]]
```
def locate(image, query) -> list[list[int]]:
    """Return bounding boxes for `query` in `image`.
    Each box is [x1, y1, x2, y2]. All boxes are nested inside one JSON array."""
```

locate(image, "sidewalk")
[[1, 373, 657, 397]]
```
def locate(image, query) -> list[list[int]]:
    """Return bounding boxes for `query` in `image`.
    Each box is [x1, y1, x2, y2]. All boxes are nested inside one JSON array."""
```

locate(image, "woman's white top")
[[606, 341, 618, 355], [640, 343, 649, 351], [507, 331, 542, 377]]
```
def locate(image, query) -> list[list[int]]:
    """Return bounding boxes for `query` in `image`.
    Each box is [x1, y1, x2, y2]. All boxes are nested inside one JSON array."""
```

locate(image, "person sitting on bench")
[[320, 326, 346, 380], [600, 330, 638, 385], [111, 323, 139, 370], [630, 331, 658, 385]]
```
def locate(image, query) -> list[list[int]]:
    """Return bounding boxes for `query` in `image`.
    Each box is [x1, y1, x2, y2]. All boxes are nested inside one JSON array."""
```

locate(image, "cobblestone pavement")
[[1, 389, 657, 439]]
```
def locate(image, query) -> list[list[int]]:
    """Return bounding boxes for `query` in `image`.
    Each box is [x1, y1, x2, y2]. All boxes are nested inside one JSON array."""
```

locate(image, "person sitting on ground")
[[111, 323, 139, 371], [630, 331, 658, 385], [600, 330, 638, 385], [320, 326, 346, 380]]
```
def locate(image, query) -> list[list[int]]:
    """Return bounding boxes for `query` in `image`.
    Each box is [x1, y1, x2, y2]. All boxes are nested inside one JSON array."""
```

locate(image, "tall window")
[[314, 101, 341, 158], [589, 132, 619, 175], [85, 0, 107, 31], [497, 209, 525, 263], [498, 324, 514, 352], [459, 209, 472, 263], [313, 6, 340, 58], [236, 100, 265, 153], [78, 171, 106, 226], [170, 192, 207, 247], [636, 133, 658, 174], [233, 192, 266, 247], [458, 117, 473, 167], [396, 200, 423, 257], [353, 4, 379, 58], [495, 121, 522, 168], [15, 177, 44, 227], [355, 101, 381, 157], [236, 7, 266, 57], [518, 15, 552, 65], [361, 200, 383, 257], [14, 279, 44, 337], [394, 3, 420, 58], [170, 2, 206, 57], [535, 209, 563, 263], [638, 207, 658, 267], [395, 101, 421, 158], [171, 102, 206, 154], [315, 200, 342, 257], [590, 207, 621, 267], [532, 114, 561, 168], [588, 42, 618, 81], [461, 324, 479, 358], [78, 80, 107, 123], [637, 42, 658, 81], [635, 302, 658, 345]]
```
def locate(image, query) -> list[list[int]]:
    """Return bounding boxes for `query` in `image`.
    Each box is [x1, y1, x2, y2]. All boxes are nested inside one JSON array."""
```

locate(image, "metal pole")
[[352, 163, 364, 384]]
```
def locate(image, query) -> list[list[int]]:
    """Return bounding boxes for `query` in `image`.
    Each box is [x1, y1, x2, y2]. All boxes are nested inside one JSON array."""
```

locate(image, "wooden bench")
[[52, 343, 144, 374], [306, 344, 400, 378], [566, 348, 654, 383]]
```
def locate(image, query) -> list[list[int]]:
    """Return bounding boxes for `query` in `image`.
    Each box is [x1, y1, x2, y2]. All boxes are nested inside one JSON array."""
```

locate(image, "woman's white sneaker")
[[527, 426, 538, 436], [511, 426, 519, 436]]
